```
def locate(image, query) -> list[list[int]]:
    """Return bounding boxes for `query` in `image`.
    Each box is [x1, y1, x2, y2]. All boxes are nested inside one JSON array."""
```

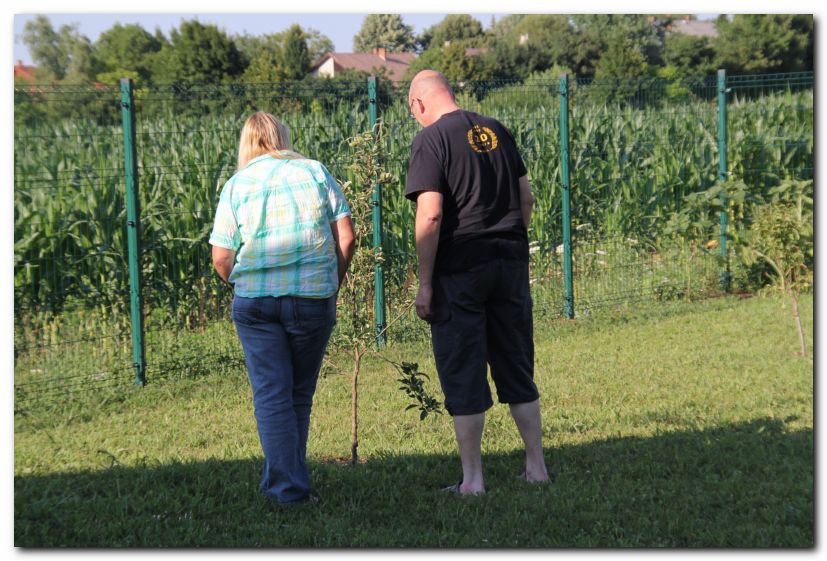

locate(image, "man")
[[405, 70, 550, 495]]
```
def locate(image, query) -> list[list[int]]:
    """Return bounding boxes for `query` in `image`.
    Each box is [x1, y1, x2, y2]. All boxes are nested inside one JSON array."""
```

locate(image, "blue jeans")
[[232, 294, 336, 504]]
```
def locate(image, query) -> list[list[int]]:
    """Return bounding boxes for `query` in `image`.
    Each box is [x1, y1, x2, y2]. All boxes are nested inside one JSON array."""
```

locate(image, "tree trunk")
[[351, 347, 362, 465], [790, 290, 807, 358]]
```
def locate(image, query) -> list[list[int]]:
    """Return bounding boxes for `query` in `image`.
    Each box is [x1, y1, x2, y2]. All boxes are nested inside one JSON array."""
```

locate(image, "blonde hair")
[[237, 111, 305, 170]]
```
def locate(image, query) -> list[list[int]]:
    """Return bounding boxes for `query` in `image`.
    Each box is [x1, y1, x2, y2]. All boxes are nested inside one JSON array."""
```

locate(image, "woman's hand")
[[211, 245, 236, 283]]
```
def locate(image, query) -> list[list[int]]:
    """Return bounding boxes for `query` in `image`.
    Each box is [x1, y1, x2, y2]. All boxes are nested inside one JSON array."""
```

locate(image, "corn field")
[[13, 73, 813, 404]]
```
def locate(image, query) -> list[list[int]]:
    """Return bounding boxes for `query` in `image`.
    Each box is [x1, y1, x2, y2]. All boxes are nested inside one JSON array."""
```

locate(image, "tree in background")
[[93, 23, 163, 86], [23, 15, 98, 82], [241, 38, 287, 83], [303, 28, 335, 64], [593, 35, 652, 81], [62, 34, 97, 84], [662, 33, 717, 77], [18, 13, 817, 90], [714, 14, 814, 74], [238, 24, 332, 83], [484, 14, 524, 43], [417, 14, 485, 52], [483, 14, 578, 80], [353, 14, 416, 53], [150, 20, 244, 84], [571, 15, 663, 78], [406, 42, 491, 83], [281, 24, 311, 80]]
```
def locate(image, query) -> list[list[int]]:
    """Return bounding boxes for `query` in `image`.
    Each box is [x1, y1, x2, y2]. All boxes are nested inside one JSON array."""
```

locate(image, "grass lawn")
[[14, 294, 813, 547]]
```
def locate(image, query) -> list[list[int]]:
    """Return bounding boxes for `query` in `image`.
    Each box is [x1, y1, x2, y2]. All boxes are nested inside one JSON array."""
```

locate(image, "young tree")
[[735, 180, 813, 357], [339, 122, 442, 464], [353, 14, 416, 53]]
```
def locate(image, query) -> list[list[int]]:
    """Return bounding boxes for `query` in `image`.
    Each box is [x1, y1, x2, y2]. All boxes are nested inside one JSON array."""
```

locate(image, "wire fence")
[[13, 71, 814, 408]]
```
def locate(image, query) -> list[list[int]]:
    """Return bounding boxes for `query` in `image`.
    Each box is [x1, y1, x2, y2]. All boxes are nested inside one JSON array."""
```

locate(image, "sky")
[[11, 7, 725, 67]]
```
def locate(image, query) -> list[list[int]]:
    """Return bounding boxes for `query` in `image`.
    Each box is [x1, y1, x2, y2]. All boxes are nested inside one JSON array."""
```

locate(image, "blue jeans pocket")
[[232, 296, 264, 325], [293, 296, 336, 330]]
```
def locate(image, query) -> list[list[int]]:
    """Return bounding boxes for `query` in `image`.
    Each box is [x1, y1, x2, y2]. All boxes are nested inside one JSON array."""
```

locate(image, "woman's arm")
[[211, 245, 236, 283], [330, 216, 355, 287]]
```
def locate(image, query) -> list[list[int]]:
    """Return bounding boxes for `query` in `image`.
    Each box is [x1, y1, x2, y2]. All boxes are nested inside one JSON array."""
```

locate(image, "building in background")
[[311, 48, 417, 82], [666, 16, 719, 37], [14, 60, 37, 82]]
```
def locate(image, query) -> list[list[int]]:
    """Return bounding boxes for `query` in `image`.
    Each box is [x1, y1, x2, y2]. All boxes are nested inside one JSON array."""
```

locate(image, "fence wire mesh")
[[14, 71, 813, 408]]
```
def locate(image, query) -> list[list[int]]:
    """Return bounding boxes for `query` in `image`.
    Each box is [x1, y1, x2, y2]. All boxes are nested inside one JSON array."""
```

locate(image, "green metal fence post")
[[120, 78, 147, 386], [559, 74, 575, 319], [368, 76, 387, 346], [717, 69, 731, 292]]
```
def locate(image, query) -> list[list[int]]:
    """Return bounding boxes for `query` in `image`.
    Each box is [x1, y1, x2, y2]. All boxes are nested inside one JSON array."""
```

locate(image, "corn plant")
[[13, 77, 813, 400]]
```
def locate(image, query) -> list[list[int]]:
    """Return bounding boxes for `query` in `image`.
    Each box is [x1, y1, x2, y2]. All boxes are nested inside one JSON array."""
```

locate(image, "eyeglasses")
[[408, 98, 420, 119]]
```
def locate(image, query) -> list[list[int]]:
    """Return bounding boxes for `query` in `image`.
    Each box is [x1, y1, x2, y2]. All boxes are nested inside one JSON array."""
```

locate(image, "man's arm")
[[211, 245, 235, 283], [518, 174, 535, 228], [330, 216, 356, 287], [414, 191, 443, 321]]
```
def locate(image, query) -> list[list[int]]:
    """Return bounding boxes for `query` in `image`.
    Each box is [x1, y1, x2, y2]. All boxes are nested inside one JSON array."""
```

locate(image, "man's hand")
[[415, 283, 434, 322]]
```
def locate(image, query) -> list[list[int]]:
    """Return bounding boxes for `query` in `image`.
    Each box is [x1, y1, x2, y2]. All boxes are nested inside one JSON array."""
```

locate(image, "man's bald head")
[[408, 70, 459, 127], [409, 70, 455, 103]]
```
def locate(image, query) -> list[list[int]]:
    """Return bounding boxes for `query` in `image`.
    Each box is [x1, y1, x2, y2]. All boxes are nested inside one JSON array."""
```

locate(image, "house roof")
[[14, 60, 36, 81], [463, 47, 489, 57], [668, 19, 719, 38], [311, 51, 417, 82]]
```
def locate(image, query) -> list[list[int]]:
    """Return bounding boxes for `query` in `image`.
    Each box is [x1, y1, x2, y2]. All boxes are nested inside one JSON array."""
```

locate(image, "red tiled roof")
[[14, 60, 36, 81]]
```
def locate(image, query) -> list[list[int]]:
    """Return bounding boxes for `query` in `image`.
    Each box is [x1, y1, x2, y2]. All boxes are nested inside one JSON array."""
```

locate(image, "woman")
[[210, 112, 355, 505]]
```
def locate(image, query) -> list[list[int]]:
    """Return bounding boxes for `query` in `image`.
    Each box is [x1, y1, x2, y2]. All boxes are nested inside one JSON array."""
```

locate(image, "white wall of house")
[[312, 58, 336, 78]]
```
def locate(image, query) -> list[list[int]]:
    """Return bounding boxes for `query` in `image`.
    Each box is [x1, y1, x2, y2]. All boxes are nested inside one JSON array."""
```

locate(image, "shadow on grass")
[[15, 417, 812, 548]]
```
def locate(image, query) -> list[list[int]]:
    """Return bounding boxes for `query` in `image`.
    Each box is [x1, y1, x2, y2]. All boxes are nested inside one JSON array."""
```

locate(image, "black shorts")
[[430, 258, 539, 416]]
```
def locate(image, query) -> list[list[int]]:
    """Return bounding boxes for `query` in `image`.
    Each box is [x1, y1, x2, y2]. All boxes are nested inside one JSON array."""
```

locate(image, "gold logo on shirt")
[[467, 125, 499, 153]]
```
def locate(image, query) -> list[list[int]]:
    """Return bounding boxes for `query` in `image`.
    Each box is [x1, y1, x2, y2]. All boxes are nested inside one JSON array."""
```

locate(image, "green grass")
[[14, 294, 813, 547]]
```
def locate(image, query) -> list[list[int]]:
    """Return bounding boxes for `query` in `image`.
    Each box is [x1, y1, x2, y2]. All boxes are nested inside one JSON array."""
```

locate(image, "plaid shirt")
[[209, 155, 351, 298]]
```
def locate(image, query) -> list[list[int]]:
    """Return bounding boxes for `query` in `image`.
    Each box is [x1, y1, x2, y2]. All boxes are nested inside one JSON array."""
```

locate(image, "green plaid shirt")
[[209, 155, 351, 298]]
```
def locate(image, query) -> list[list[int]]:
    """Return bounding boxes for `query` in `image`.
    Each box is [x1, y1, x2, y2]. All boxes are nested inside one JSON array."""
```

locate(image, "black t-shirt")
[[405, 109, 529, 275]]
